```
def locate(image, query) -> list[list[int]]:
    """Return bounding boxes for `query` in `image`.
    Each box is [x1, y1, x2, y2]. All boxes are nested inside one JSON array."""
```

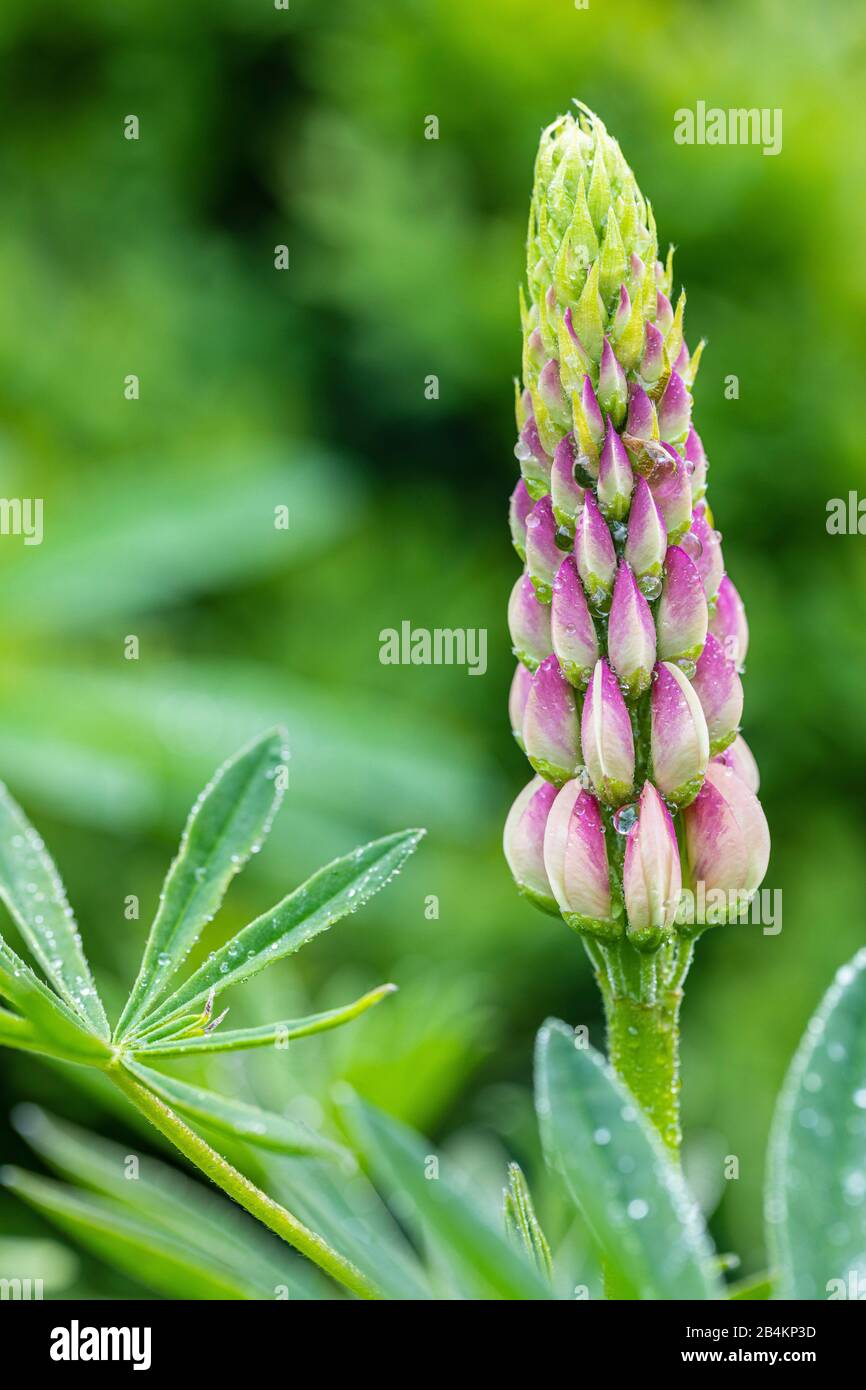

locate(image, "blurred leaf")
[[0, 782, 108, 1036], [1, 1167, 272, 1300], [119, 729, 288, 1037], [0, 456, 363, 634], [0, 1236, 79, 1293], [124, 1059, 350, 1163], [343, 1095, 552, 1300], [729, 1272, 774, 1301], [12, 1104, 324, 1300], [140, 829, 424, 1030], [535, 1020, 722, 1301], [766, 948, 866, 1300], [134, 983, 396, 1057]]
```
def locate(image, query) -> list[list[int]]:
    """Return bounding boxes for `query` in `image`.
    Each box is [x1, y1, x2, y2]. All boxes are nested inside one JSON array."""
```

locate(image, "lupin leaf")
[[1, 1167, 273, 1300], [134, 829, 423, 1033], [766, 948, 866, 1301], [535, 1020, 722, 1300], [0, 783, 108, 1037], [132, 983, 396, 1057], [117, 728, 289, 1039], [503, 1162, 553, 1282], [342, 1096, 553, 1301], [124, 1059, 352, 1163], [0, 935, 111, 1063]]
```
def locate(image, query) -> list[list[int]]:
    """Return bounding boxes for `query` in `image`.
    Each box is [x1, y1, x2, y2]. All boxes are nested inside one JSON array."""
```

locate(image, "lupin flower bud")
[[623, 781, 682, 948], [551, 555, 599, 688], [624, 477, 667, 597], [656, 545, 708, 668], [658, 369, 691, 446], [649, 445, 692, 543], [503, 775, 559, 914], [523, 653, 581, 786], [598, 338, 628, 428], [691, 632, 743, 754], [509, 479, 533, 559], [689, 505, 724, 601], [650, 660, 709, 805], [608, 561, 655, 697], [525, 495, 563, 603], [712, 732, 760, 793], [685, 426, 708, 503], [507, 106, 768, 1086], [543, 779, 618, 937], [685, 761, 770, 904], [551, 435, 585, 529], [581, 659, 635, 806], [597, 422, 633, 521], [709, 575, 749, 669], [508, 573, 553, 670], [509, 663, 533, 747], [575, 492, 616, 607]]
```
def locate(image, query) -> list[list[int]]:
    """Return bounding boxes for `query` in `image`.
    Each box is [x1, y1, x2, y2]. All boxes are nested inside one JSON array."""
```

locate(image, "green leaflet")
[[503, 1162, 553, 1283], [1, 1167, 272, 1300], [535, 1019, 722, 1301], [0, 936, 111, 1064], [132, 983, 396, 1057], [728, 1272, 774, 1301], [118, 729, 289, 1038], [134, 829, 424, 1032], [12, 1105, 325, 1301], [0, 782, 108, 1037], [124, 1060, 352, 1164], [766, 947, 866, 1301], [343, 1096, 553, 1301]]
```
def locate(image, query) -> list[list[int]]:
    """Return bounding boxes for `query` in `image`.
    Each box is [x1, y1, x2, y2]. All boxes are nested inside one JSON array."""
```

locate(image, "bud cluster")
[[504, 106, 769, 955]]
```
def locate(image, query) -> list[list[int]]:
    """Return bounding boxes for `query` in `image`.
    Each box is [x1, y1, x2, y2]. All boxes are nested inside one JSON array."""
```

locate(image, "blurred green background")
[[1, 0, 865, 1295]]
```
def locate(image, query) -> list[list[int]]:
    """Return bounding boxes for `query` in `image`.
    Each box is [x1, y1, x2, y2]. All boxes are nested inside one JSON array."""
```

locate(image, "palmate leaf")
[[12, 1105, 326, 1300], [342, 1095, 553, 1300], [0, 1168, 277, 1301], [133, 829, 424, 1033], [117, 729, 289, 1039], [124, 1060, 352, 1164], [0, 936, 110, 1064], [131, 983, 396, 1057], [0, 781, 108, 1037], [535, 1020, 722, 1301], [766, 947, 866, 1301]]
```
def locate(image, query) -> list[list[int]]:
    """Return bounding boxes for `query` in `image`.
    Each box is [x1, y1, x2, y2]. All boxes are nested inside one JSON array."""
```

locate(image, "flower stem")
[[596, 937, 692, 1155], [108, 1061, 380, 1301]]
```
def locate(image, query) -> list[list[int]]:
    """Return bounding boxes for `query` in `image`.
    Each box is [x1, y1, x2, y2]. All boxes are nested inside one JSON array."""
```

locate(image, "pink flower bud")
[[648, 445, 692, 543], [623, 781, 682, 946], [656, 545, 708, 668], [658, 369, 691, 445], [684, 762, 770, 906], [598, 338, 628, 429], [608, 561, 656, 698], [685, 427, 708, 503], [507, 573, 552, 671], [523, 654, 581, 786], [581, 659, 635, 806], [509, 479, 533, 560], [503, 775, 559, 914], [597, 422, 634, 522], [712, 733, 760, 794], [551, 435, 585, 530], [709, 575, 749, 670], [508, 663, 533, 747], [689, 505, 724, 602], [650, 661, 709, 806], [551, 555, 599, 689], [691, 633, 743, 754], [543, 779, 617, 936], [574, 492, 616, 608], [624, 477, 667, 596], [525, 495, 562, 603]]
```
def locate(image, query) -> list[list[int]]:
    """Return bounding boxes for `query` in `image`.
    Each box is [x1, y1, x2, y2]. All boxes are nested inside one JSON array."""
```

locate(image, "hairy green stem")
[[596, 938, 694, 1156], [108, 1061, 380, 1301]]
